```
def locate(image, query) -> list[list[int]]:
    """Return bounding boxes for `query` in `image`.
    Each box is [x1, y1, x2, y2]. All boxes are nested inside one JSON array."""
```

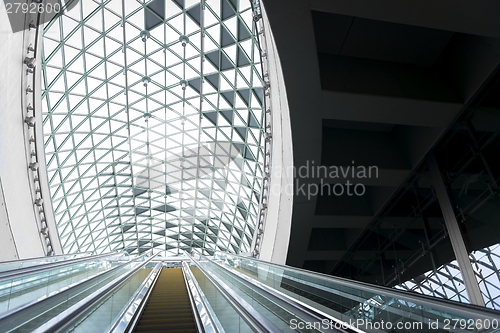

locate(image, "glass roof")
[[41, 0, 265, 256], [397, 243, 500, 309]]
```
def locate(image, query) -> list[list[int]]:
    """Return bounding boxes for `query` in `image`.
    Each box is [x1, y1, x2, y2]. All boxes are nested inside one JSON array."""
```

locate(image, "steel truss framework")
[[397, 243, 500, 310], [41, 0, 265, 256]]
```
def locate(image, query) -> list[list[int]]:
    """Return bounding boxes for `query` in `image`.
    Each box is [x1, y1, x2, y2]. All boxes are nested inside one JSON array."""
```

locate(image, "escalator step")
[[133, 268, 196, 333]]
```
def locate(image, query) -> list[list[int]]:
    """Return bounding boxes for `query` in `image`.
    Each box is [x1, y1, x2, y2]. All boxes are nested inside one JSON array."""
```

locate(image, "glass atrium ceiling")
[[41, 0, 265, 256]]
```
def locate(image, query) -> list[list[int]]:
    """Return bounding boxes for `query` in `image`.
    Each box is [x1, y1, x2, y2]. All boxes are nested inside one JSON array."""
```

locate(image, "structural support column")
[[427, 151, 485, 306]]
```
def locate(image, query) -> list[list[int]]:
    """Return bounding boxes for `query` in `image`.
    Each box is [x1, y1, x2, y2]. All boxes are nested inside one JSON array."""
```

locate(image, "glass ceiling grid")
[[42, 0, 264, 256], [397, 244, 500, 309]]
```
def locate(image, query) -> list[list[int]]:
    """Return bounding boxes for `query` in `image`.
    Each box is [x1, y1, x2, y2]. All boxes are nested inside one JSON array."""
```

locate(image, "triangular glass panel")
[[208, 224, 219, 235], [188, 77, 201, 93], [205, 73, 219, 90], [203, 112, 218, 125], [220, 110, 234, 124], [186, 4, 201, 26], [138, 246, 151, 254], [237, 47, 250, 66], [205, 51, 220, 70], [172, 0, 184, 9], [220, 51, 233, 70], [245, 148, 256, 161], [153, 204, 176, 213], [135, 207, 149, 215], [237, 89, 250, 106], [238, 18, 251, 41], [241, 174, 251, 187], [228, 0, 238, 10], [221, 91, 234, 107], [133, 187, 148, 196], [252, 88, 263, 106], [154, 229, 166, 236], [234, 126, 247, 141], [221, 221, 232, 231], [125, 246, 137, 253], [232, 142, 245, 156], [233, 226, 243, 237], [122, 224, 135, 232], [221, 26, 235, 47], [214, 179, 226, 189], [221, 0, 236, 20], [166, 185, 178, 194], [166, 221, 178, 228], [206, 234, 217, 243], [212, 200, 224, 210], [248, 111, 259, 128], [145, 0, 165, 31]]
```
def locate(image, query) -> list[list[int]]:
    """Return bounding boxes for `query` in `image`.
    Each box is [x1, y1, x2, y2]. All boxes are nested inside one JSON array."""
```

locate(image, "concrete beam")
[[311, 215, 373, 228], [322, 91, 463, 127], [296, 169, 411, 187]]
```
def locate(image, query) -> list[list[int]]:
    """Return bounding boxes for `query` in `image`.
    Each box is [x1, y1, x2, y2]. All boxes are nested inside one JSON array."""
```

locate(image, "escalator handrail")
[[0, 252, 122, 282], [219, 252, 500, 319], [108, 262, 163, 333], [182, 261, 222, 333], [32, 255, 154, 333], [182, 263, 206, 333], [208, 256, 363, 333], [187, 253, 281, 333], [0, 254, 143, 325], [0, 252, 92, 271]]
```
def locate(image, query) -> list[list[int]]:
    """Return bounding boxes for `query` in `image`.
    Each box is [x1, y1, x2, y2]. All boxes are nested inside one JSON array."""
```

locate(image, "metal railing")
[[217, 252, 500, 333]]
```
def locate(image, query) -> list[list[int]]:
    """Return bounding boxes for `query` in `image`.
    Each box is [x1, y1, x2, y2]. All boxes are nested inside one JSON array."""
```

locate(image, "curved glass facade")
[[41, 0, 265, 255], [397, 244, 500, 310]]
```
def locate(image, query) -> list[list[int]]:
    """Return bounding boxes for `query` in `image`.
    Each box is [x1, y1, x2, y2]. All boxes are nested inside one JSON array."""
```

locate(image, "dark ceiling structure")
[[262, 0, 500, 305]]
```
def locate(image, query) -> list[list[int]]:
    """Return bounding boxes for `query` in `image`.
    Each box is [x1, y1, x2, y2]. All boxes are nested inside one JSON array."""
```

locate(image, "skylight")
[[41, 0, 265, 256]]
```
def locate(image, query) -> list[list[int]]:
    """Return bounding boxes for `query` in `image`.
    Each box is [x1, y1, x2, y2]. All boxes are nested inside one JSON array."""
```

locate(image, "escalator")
[[133, 268, 197, 333], [1, 253, 499, 333]]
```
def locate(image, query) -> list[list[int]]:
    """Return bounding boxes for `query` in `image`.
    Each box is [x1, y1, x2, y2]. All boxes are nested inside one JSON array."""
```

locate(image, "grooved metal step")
[[133, 268, 196, 333]]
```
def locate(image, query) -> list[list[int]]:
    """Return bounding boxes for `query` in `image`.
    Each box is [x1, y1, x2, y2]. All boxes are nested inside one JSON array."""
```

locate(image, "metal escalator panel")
[[0, 257, 144, 333], [216, 253, 500, 333], [133, 268, 197, 333]]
